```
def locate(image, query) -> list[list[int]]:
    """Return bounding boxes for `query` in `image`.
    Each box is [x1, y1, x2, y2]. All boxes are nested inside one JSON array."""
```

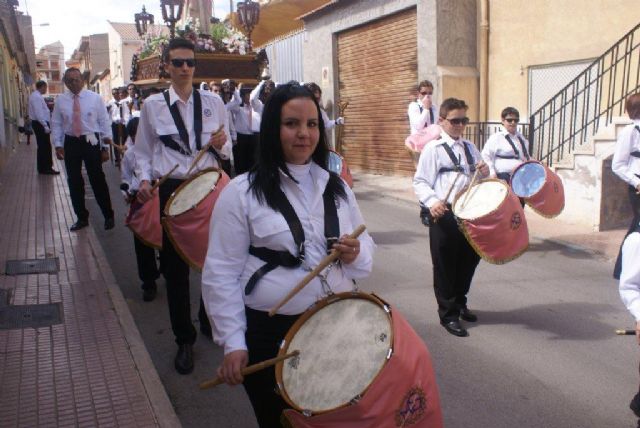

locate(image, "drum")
[[327, 150, 353, 188], [278, 292, 443, 428], [126, 191, 162, 249], [162, 168, 230, 271], [510, 160, 564, 218], [452, 179, 529, 264]]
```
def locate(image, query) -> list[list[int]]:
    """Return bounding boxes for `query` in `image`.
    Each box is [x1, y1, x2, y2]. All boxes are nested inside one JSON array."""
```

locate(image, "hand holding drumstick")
[[187, 124, 225, 175]]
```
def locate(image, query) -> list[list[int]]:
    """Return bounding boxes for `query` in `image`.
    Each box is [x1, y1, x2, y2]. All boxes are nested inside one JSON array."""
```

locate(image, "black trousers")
[[159, 179, 211, 345], [32, 121, 53, 173], [133, 235, 160, 287], [614, 184, 640, 279], [63, 135, 114, 222], [111, 123, 125, 162], [429, 210, 481, 322], [233, 133, 260, 175], [243, 307, 300, 428]]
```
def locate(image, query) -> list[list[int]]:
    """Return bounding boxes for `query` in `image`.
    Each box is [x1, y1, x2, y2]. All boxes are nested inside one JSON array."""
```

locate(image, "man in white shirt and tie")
[[135, 37, 232, 375], [28, 80, 58, 175], [51, 67, 115, 232]]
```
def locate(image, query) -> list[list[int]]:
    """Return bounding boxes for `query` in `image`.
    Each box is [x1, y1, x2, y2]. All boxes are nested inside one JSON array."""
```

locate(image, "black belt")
[[495, 154, 519, 160], [631, 151, 640, 158]]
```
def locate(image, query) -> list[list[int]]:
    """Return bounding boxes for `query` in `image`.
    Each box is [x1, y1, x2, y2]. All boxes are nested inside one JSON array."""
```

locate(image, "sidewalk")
[[0, 141, 180, 427], [352, 172, 627, 262]]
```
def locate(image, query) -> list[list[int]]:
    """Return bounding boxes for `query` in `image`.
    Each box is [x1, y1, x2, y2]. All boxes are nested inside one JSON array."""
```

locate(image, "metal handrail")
[[529, 22, 640, 166]]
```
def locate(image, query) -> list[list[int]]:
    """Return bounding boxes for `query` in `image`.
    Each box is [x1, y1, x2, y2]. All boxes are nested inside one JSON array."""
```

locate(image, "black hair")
[[63, 67, 81, 79], [417, 80, 434, 91], [35, 80, 47, 90], [625, 93, 640, 119], [126, 117, 139, 141], [439, 98, 468, 118], [248, 82, 346, 210], [501, 107, 520, 119], [303, 82, 321, 96], [163, 38, 195, 61]]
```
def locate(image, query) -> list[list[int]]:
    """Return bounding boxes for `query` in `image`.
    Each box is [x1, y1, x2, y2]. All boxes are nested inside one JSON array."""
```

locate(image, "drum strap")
[[504, 134, 530, 160], [438, 142, 476, 174], [245, 187, 340, 295]]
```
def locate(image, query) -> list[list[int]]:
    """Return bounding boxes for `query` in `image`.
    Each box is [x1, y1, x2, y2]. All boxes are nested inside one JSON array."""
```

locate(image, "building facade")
[[35, 41, 65, 96]]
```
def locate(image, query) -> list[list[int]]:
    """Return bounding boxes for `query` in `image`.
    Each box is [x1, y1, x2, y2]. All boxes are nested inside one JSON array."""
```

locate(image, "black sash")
[[418, 104, 435, 126], [245, 185, 340, 295], [504, 134, 530, 160], [438, 141, 476, 174]]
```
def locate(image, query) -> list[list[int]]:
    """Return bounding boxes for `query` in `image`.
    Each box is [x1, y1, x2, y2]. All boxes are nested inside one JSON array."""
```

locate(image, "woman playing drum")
[[201, 82, 375, 428]]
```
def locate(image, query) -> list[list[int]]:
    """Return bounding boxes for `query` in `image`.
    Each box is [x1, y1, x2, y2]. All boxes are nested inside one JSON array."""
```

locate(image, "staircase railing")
[[530, 22, 640, 166]]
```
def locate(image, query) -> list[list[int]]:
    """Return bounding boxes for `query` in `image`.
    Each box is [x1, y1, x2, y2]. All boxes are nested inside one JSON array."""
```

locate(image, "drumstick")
[[268, 224, 367, 317], [433, 172, 462, 224], [460, 167, 481, 208], [615, 329, 636, 335], [107, 140, 126, 154], [187, 124, 225, 175], [150, 163, 180, 192], [199, 350, 300, 389]]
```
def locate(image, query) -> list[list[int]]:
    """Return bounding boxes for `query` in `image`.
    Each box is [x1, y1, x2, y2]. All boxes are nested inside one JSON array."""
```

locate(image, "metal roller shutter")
[[337, 7, 417, 175]]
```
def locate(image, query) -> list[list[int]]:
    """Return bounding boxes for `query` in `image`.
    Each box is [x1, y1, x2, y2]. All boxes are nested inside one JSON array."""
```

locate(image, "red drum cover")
[[162, 168, 230, 271], [280, 293, 443, 428], [453, 180, 529, 264], [125, 191, 162, 249], [511, 161, 564, 218]]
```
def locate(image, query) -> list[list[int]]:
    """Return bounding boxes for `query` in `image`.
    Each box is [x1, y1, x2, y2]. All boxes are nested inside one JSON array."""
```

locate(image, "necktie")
[[72, 95, 82, 137]]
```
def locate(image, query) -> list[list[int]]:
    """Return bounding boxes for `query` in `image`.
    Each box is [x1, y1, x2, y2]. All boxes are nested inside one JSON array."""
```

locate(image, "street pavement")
[[88, 164, 638, 428]]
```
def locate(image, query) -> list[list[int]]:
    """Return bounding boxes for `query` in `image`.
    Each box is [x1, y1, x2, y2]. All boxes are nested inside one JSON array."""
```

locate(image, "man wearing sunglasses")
[[481, 107, 531, 182], [135, 37, 232, 375], [413, 98, 489, 337], [408, 80, 439, 135]]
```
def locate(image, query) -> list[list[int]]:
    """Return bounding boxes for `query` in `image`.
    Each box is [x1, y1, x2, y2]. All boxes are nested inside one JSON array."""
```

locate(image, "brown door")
[[337, 7, 417, 176]]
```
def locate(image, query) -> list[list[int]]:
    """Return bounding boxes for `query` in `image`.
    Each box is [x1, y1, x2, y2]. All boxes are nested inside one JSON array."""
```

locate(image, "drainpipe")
[[479, 0, 489, 122]]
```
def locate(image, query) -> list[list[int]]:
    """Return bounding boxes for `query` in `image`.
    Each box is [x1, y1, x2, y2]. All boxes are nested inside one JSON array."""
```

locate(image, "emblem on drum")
[[203, 108, 212, 117], [394, 386, 426, 426], [553, 182, 559, 193], [510, 212, 522, 230]]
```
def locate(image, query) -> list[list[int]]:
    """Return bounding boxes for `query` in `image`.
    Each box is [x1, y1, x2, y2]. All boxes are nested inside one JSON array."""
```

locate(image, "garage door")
[[337, 7, 417, 175]]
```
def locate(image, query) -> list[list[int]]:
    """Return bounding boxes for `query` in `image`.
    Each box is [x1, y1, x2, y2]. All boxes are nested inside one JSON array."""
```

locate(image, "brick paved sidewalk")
[[0, 142, 180, 427]]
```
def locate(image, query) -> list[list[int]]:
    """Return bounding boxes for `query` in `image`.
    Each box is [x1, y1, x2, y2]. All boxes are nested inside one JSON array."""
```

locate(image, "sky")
[[18, 0, 233, 60]]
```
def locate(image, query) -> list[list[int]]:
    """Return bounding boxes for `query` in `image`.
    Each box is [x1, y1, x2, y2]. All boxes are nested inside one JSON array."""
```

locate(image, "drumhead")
[[280, 295, 392, 413], [327, 151, 343, 176], [511, 162, 545, 198], [166, 170, 221, 216], [453, 180, 508, 220]]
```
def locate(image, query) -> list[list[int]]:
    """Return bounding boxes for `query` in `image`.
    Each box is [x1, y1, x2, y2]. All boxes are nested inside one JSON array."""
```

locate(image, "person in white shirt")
[[106, 88, 125, 165], [120, 116, 160, 303], [613, 93, 640, 280], [413, 98, 489, 338], [202, 82, 375, 428], [229, 84, 261, 174], [481, 107, 531, 182], [51, 68, 115, 232], [135, 38, 232, 375], [303, 82, 344, 130], [618, 219, 640, 419], [408, 80, 439, 135], [28, 80, 58, 174]]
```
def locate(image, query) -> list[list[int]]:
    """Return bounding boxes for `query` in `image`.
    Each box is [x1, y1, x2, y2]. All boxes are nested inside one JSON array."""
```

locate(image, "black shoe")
[[460, 307, 478, 322], [175, 344, 194, 375], [70, 220, 89, 231], [630, 392, 640, 418], [104, 217, 115, 230], [142, 283, 157, 302], [441, 320, 469, 337]]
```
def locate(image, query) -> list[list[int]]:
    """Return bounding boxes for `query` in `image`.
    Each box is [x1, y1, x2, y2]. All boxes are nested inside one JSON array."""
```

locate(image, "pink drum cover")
[[460, 188, 529, 264], [162, 170, 230, 271], [527, 166, 565, 218], [282, 308, 443, 428], [125, 192, 162, 249], [404, 125, 442, 153]]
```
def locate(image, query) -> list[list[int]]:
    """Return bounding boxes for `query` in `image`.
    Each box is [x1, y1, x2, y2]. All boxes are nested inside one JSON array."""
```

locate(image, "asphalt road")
[[87, 165, 639, 428]]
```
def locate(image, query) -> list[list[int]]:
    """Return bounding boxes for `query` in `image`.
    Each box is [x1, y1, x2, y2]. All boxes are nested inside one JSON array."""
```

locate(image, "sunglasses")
[[504, 118, 519, 123], [170, 58, 196, 68], [419, 91, 433, 96], [445, 117, 469, 125]]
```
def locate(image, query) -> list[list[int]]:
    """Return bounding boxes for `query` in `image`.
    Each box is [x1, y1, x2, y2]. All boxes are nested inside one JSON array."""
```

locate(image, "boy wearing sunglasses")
[[408, 80, 439, 135], [481, 107, 531, 182], [413, 98, 489, 337], [135, 37, 232, 375]]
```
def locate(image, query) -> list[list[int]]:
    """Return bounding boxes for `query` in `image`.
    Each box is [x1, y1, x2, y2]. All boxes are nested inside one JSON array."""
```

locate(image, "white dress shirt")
[[321, 108, 337, 130], [249, 80, 265, 115], [202, 161, 375, 354], [28, 90, 50, 127], [619, 228, 640, 320], [481, 128, 530, 177], [408, 100, 439, 135], [121, 138, 140, 191], [106, 98, 122, 124], [51, 89, 113, 148], [134, 86, 232, 182], [413, 131, 482, 208], [612, 121, 640, 188]]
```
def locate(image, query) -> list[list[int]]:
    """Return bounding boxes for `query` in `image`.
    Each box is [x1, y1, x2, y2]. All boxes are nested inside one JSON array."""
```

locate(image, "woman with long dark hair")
[[202, 82, 375, 427]]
